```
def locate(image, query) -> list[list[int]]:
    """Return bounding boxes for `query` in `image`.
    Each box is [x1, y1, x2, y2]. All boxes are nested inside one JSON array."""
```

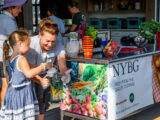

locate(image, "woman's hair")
[[48, 4, 59, 16], [68, 0, 79, 8], [3, 29, 29, 76], [3, 6, 17, 11], [39, 17, 59, 36]]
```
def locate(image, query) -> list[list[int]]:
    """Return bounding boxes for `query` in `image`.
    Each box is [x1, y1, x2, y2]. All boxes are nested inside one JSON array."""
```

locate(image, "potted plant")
[[138, 20, 160, 43], [82, 26, 98, 58]]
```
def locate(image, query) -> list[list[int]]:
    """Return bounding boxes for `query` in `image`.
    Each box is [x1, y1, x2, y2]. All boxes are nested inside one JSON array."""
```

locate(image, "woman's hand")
[[61, 69, 72, 85]]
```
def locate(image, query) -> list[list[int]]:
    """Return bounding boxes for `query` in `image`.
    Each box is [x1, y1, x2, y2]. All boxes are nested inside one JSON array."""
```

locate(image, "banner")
[[108, 56, 154, 120], [61, 62, 108, 120]]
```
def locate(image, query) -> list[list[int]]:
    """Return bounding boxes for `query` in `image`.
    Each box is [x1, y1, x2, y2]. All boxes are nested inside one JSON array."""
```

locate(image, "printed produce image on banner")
[[61, 62, 108, 120]]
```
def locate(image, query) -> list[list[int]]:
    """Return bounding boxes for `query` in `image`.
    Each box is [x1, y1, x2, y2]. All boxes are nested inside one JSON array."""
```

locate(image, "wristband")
[[42, 63, 46, 71]]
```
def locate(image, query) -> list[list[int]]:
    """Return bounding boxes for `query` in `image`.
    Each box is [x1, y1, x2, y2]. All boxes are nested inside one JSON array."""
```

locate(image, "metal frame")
[[154, 0, 158, 51], [32, 0, 40, 32], [61, 110, 97, 120]]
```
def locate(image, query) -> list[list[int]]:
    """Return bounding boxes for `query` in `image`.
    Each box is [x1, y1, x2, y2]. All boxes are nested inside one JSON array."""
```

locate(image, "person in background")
[[25, 17, 69, 120], [47, 5, 65, 45], [0, 30, 52, 119], [0, 0, 27, 107], [36, 4, 65, 45], [66, 0, 86, 33], [0, 0, 27, 36]]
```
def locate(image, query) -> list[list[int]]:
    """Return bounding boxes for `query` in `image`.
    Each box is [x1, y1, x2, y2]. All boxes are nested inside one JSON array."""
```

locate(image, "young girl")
[[0, 30, 52, 120]]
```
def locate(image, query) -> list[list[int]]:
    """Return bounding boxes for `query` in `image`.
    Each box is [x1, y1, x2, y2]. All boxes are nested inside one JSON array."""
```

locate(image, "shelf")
[[87, 0, 146, 18], [88, 11, 145, 19], [88, 10, 145, 14]]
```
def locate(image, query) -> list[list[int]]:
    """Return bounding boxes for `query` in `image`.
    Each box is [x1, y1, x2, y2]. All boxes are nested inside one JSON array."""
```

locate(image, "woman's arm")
[[57, 55, 67, 73], [69, 24, 77, 32]]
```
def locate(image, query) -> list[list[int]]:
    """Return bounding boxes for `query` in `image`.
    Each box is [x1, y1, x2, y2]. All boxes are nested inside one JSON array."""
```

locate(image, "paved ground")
[[45, 102, 160, 120]]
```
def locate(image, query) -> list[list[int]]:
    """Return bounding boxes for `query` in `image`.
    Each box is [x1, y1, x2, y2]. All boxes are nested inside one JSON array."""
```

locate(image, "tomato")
[[89, 109, 94, 116], [82, 110, 88, 116], [94, 104, 102, 114], [106, 47, 115, 56], [81, 106, 86, 112], [110, 42, 118, 50], [85, 102, 91, 110]]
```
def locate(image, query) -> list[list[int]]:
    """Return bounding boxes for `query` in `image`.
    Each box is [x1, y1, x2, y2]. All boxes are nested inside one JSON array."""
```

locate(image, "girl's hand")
[[41, 74, 50, 89], [44, 62, 52, 70]]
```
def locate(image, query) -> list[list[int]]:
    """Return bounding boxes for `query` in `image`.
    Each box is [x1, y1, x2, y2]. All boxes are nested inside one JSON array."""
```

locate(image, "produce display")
[[153, 54, 160, 84], [138, 20, 160, 42], [85, 26, 98, 41], [50, 73, 63, 101], [103, 41, 119, 56], [61, 62, 108, 120]]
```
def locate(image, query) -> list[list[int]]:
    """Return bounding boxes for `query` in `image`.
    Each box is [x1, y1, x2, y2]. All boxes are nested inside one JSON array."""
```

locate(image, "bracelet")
[[42, 63, 46, 71]]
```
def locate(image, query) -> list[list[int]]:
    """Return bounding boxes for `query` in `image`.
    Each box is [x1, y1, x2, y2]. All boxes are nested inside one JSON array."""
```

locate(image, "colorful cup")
[[84, 52, 93, 58], [82, 36, 94, 59]]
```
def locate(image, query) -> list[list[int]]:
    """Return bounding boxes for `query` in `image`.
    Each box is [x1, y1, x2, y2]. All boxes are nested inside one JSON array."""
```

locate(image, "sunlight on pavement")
[[154, 117, 160, 120]]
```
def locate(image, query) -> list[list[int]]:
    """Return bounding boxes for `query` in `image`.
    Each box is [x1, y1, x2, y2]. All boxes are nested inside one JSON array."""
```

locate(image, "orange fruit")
[[155, 60, 160, 67]]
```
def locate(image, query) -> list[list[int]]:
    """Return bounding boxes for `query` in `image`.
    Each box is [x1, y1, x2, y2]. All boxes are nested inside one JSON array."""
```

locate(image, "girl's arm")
[[29, 64, 50, 88], [18, 56, 50, 78], [28, 64, 43, 83], [31, 75, 43, 83]]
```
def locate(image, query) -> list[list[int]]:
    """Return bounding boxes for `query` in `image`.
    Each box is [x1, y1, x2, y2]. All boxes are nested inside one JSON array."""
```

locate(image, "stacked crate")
[[106, 18, 122, 29], [88, 18, 103, 29], [127, 18, 144, 29]]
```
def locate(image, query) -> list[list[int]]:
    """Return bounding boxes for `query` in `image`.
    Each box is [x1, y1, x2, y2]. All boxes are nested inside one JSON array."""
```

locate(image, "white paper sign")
[[108, 56, 154, 120]]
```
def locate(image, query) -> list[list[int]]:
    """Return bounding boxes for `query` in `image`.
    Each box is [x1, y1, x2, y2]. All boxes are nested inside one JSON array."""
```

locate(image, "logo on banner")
[[112, 60, 139, 77], [129, 93, 134, 103]]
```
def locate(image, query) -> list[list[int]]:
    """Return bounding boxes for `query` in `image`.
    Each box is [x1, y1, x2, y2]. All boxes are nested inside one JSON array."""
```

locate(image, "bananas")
[[103, 39, 112, 53]]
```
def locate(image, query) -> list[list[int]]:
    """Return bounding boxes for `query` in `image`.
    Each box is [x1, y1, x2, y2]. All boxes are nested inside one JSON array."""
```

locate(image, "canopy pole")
[[154, 0, 158, 51], [155, 0, 158, 21]]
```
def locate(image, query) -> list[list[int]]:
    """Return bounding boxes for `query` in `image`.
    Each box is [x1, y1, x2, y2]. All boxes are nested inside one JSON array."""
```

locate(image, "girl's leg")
[[0, 77, 8, 106]]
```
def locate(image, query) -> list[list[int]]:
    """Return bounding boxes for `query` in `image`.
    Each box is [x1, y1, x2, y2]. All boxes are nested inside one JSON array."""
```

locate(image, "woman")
[[66, 1, 86, 32], [0, 0, 27, 107], [25, 18, 69, 120], [0, 0, 27, 35]]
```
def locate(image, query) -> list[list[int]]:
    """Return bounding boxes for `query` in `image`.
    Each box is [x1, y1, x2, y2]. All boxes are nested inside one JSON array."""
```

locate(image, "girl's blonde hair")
[[3, 29, 29, 76], [39, 17, 59, 36]]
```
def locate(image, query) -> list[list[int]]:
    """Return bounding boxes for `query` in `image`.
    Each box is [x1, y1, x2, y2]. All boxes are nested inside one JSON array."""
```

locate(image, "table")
[[60, 51, 160, 120]]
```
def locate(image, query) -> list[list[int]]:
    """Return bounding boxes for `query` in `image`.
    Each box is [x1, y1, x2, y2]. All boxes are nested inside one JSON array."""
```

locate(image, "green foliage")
[[82, 65, 96, 81], [138, 20, 160, 42], [94, 65, 107, 92], [81, 64, 108, 92], [85, 26, 98, 41], [50, 77, 63, 90]]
